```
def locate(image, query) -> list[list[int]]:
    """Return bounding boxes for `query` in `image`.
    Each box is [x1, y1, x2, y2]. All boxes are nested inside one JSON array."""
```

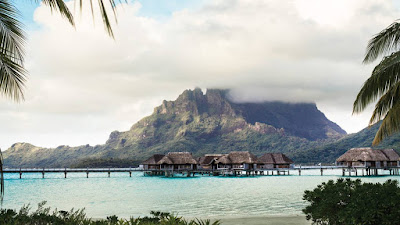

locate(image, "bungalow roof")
[[141, 154, 165, 165], [337, 148, 392, 162], [158, 152, 198, 165]]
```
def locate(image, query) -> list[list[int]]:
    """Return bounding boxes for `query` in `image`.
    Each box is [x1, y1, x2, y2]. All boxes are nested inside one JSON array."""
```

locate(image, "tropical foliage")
[[353, 20, 400, 145], [0, 0, 125, 199], [303, 178, 400, 225], [1, 0, 123, 101], [0, 202, 221, 225]]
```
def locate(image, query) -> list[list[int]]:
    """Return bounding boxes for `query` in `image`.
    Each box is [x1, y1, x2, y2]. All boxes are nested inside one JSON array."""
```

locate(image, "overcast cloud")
[[1, 0, 398, 150]]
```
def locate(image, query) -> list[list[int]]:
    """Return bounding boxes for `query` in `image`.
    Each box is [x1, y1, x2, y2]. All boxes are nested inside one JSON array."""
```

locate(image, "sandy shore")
[[214, 215, 311, 225]]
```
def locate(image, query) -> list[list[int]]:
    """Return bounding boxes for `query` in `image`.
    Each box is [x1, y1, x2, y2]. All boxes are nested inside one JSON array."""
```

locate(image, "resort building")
[[214, 151, 258, 170], [141, 154, 165, 170], [197, 154, 226, 170], [336, 148, 400, 168], [257, 153, 294, 169], [141, 151, 294, 176], [157, 152, 198, 170]]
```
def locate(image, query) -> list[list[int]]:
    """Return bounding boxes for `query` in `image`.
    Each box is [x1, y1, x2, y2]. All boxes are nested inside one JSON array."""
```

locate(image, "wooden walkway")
[[4, 168, 139, 178], [3, 166, 399, 178]]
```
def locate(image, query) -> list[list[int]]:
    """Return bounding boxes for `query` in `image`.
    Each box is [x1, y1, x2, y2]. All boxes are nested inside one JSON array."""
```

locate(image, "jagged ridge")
[[4, 88, 347, 168]]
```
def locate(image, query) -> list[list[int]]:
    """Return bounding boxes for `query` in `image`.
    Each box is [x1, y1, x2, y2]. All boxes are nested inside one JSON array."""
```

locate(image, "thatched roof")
[[258, 153, 274, 164], [216, 151, 257, 164], [258, 153, 293, 164], [198, 154, 226, 165], [381, 149, 400, 161], [336, 148, 399, 162], [158, 152, 198, 165], [142, 154, 165, 165], [216, 155, 232, 164]]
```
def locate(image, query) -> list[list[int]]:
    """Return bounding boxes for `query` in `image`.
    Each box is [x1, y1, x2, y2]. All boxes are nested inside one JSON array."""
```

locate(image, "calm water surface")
[[2, 169, 397, 219]]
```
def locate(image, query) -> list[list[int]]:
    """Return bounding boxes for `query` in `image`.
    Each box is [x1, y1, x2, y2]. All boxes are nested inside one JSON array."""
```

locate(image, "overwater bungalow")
[[336, 148, 400, 168], [158, 152, 198, 170], [197, 154, 226, 170], [257, 153, 294, 169], [214, 151, 258, 170], [141, 154, 165, 170]]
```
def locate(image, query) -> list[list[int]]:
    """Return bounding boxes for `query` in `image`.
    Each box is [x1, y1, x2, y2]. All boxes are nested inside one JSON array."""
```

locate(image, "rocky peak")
[[154, 88, 236, 117], [10, 142, 35, 150]]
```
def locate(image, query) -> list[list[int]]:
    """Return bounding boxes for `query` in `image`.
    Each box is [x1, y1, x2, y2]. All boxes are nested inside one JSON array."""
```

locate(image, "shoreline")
[[216, 215, 310, 225], [187, 215, 311, 225]]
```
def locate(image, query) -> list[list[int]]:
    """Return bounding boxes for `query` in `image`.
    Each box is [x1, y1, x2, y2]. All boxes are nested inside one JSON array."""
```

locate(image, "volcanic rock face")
[[4, 88, 347, 168]]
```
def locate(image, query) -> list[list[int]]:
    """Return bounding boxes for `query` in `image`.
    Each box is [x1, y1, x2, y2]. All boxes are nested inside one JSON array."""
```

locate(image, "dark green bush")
[[303, 178, 400, 225], [0, 202, 221, 225]]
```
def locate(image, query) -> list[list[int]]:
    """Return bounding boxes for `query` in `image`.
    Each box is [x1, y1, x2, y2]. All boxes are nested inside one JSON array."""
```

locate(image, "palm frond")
[[369, 81, 400, 124], [0, 51, 27, 100], [38, 0, 127, 38], [76, 0, 127, 38], [353, 51, 400, 113], [372, 102, 400, 145], [37, 0, 74, 26], [0, 0, 26, 100], [363, 21, 400, 64]]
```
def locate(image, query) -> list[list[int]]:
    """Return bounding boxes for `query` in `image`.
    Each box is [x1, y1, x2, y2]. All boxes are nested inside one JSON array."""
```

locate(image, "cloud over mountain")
[[0, 0, 398, 150]]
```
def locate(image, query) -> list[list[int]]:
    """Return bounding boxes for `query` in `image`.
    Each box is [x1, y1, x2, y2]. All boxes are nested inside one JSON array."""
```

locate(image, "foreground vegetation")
[[0, 202, 220, 225], [303, 178, 400, 225]]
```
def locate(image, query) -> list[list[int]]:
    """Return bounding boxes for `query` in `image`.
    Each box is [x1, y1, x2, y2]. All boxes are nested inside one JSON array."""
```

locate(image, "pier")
[[4, 168, 138, 179], [4, 165, 400, 179]]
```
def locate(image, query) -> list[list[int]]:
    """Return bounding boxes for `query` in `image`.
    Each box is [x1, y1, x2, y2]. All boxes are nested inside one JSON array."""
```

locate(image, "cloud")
[[1, 0, 399, 149]]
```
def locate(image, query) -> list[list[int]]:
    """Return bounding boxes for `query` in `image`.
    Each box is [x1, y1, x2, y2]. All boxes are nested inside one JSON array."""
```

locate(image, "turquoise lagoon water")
[[2, 169, 397, 219]]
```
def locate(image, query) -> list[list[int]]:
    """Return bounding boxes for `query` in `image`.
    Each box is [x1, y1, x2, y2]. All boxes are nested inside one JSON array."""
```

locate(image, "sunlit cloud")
[[1, 0, 399, 150]]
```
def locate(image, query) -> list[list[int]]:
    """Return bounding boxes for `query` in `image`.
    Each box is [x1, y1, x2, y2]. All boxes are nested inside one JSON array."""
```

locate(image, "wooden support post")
[[64, 168, 67, 178], [342, 168, 345, 176], [362, 169, 364, 176], [19, 172, 22, 179], [108, 169, 111, 178], [355, 169, 358, 176], [320, 168, 323, 176], [299, 169, 301, 176]]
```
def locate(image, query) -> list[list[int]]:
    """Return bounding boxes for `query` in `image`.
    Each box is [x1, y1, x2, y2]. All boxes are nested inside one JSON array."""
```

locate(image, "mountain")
[[293, 121, 400, 163], [4, 88, 352, 168]]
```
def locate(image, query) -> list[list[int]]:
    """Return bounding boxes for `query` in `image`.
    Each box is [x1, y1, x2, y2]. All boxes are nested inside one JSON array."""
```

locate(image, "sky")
[[1, 0, 400, 150]]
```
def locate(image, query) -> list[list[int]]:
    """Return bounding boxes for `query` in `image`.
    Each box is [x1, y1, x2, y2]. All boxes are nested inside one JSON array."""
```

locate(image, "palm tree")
[[0, 0, 124, 199], [353, 20, 400, 145]]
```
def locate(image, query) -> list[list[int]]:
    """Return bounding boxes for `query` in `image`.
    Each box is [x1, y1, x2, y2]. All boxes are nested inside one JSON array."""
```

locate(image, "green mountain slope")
[[4, 88, 353, 168], [293, 121, 400, 163]]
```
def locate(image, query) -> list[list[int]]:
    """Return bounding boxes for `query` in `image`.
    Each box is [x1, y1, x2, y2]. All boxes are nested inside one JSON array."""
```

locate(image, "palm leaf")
[[353, 51, 400, 113], [0, 0, 25, 101], [77, 0, 126, 38], [38, 0, 126, 38], [0, 52, 26, 101], [363, 21, 400, 64], [369, 81, 400, 125], [372, 101, 400, 145], [37, 0, 74, 25]]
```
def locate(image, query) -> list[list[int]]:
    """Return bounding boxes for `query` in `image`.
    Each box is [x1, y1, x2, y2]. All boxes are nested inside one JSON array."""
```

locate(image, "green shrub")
[[0, 202, 221, 225], [303, 178, 400, 225]]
